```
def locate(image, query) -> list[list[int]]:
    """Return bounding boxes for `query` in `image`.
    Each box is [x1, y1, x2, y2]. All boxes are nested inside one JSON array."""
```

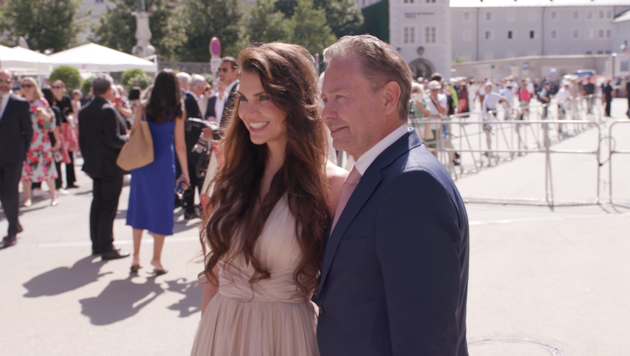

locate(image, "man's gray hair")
[[323, 35, 413, 121], [0, 69, 13, 77], [190, 74, 206, 89], [92, 74, 114, 96], [177, 72, 191, 86]]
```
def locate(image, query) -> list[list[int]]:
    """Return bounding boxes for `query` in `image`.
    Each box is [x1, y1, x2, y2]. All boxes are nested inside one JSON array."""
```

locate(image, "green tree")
[[121, 69, 148, 87], [273, 0, 297, 18], [50, 66, 83, 91], [314, 0, 364, 38], [92, 0, 184, 62], [287, 0, 337, 55], [179, 0, 242, 62], [0, 0, 83, 52], [246, 0, 290, 44]]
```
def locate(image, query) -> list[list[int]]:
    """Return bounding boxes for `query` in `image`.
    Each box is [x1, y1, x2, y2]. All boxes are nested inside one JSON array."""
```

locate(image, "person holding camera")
[[125, 69, 190, 275]]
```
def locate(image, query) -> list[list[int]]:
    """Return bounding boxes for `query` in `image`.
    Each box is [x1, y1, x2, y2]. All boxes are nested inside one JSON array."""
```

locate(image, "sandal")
[[130, 265, 142, 273], [149, 269, 168, 276]]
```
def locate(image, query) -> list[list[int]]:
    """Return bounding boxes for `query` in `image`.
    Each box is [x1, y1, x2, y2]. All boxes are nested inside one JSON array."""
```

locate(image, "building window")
[[486, 12, 492, 21], [573, 11, 579, 20], [606, 29, 611, 38], [507, 11, 515, 22], [599, 11, 604, 19], [426, 0, 436, 2], [551, 30, 557, 39], [551, 11, 557, 20], [508, 31, 513, 39], [605, 50, 611, 54], [404, 27, 415, 44], [530, 31, 535, 39], [425, 26, 436, 43], [599, 29, 604, 38], [586, 11, 592, 19], [528, 10, 537, 22], [463, 12, 470, 21], [597, 50, 604, 54], [463, 30, 471, 42], [573, 30, 579, 39], [606, 11, 612, 19], [586, 51, 592, 55], [485, 31, 492, 40]]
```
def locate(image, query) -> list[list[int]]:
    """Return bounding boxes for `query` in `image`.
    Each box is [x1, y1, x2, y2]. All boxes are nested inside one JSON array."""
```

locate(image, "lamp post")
[[612, 53, 617, 78]]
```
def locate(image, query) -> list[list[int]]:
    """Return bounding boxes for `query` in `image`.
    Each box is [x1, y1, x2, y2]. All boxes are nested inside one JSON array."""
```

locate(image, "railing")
[[408, 96, 607, 210], [609, 120, 630, 209]]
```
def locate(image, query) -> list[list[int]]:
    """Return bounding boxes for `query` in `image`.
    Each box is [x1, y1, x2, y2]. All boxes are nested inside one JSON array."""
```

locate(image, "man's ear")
[[382, 81, 401, 116]]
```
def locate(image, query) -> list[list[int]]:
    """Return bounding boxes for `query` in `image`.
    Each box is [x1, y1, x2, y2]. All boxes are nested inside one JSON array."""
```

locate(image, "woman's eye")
[[239, 95, 248, 102], [259, 95, 270, 101]]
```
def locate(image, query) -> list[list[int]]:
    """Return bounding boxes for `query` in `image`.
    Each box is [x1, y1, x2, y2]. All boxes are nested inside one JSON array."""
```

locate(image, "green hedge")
[[49, 66, 82, 91]]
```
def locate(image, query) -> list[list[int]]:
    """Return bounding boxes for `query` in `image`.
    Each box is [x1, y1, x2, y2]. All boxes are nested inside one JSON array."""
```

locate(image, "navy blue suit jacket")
[[314, 130, 469, 356]]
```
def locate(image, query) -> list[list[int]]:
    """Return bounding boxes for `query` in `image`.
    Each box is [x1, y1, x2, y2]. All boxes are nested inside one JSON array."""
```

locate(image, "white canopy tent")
[[47, 43, 158, 73], [0, 45, 53, 74]]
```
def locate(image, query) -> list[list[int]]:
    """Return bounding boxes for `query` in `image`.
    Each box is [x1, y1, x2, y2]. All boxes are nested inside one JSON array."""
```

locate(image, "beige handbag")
[[116, 114, 154, 171]]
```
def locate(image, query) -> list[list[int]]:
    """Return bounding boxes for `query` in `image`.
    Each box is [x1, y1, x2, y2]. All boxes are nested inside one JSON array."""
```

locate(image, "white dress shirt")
[[482, 92, 505, 121], [0, 91, 12, 120], [215, 80, 239, 125], [354, 124, 410, 175]]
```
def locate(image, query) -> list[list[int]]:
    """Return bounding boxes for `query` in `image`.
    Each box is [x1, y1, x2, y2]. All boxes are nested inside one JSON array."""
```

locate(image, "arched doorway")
[[409, 58, 436, 80]]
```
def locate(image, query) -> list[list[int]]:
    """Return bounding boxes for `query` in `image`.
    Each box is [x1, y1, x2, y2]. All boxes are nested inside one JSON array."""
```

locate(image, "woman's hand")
[[51, 142, 61, 151], [178, 174, 191, 191], [36, 107, 52, 122]]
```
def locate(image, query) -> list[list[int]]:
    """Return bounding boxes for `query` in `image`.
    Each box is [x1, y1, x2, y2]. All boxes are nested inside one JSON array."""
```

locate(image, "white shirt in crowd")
[[556, 87, 572, 110], [0, 91, 11, 120], [482, 92, 506, 121], [499, 87, 515, 106], [478, 85, 485, 96], [424, 93, 447, 129], [214, 80, 239, 125]]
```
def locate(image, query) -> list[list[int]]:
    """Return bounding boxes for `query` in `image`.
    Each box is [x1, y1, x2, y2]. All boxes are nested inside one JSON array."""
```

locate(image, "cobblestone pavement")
[[1, 99, 629, 355]]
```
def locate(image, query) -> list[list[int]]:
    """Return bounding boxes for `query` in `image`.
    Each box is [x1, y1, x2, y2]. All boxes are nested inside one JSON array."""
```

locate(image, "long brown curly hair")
[[200, 43, 330, 302]]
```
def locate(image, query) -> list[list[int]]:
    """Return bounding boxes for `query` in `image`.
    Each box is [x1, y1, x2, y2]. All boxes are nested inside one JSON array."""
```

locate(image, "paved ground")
[[1, 98, 629, 355]]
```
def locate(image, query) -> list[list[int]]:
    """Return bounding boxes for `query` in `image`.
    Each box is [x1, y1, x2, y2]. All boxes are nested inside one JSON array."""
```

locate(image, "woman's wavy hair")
[[200, 43, 330, 302], [145, 69, 182, 123]]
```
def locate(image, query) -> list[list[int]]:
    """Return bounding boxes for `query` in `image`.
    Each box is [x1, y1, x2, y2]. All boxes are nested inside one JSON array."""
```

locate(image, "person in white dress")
[[191, 43, 346, 356]]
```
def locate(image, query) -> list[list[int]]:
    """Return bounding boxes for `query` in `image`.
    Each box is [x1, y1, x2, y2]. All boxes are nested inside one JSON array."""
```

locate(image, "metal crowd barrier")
[[609, 120, 630, 209], [409, 96, 606, 210]]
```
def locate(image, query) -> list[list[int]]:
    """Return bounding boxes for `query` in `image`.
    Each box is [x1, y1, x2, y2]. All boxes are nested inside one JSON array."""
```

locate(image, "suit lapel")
[[318, 131, 424, 293], [1, 95, 16, 122]]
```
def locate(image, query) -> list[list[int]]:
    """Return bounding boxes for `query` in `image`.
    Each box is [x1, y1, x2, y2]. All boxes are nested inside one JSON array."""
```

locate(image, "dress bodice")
[[218, 195, 304, 304]]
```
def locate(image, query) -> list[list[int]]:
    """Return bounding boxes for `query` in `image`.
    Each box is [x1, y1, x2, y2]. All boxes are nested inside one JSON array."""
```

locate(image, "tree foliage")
[[274, 0, 298, 18], [92, 0, 184, 61], [0, 0, 83, 52], [121, 69, 148, 87], [314, 0, 364, 39], [287, 0, 337, 55], [178, 0, 242, 62], [50, 66, 83, 91], [246, 0, 290, 44]]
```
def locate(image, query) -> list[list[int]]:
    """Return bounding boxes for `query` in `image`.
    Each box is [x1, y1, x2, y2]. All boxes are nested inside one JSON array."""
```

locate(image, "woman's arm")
[[201, 265, 220, 315], [52, 126, 62, 151], [174, 114, 190, 185], [131, 104, 143, 131]]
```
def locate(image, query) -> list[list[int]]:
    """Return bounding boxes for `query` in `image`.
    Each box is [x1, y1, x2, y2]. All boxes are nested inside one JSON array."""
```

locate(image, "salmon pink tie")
[[331, 165, 362, 233]]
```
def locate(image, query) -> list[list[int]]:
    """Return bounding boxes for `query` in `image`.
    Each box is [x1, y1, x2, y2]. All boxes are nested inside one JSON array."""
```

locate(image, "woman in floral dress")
[[20, 77, 59, 207]]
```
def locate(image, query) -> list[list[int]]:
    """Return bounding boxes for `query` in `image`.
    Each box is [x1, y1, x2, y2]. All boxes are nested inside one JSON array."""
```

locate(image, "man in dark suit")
[[0, 70, 33, 247], [182, 74, 207, 219], [78, 75, 130, 260], [314, 35, 469, 356]]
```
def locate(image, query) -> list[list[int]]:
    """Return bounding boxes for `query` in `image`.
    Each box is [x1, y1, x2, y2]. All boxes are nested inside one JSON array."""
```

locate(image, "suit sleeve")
[[375, 170, 463, 356], [100, 107, 127, 149], [18, 101, 34, 153]]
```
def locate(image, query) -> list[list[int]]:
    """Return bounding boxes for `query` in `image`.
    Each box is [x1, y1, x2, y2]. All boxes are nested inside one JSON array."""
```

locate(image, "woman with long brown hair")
[[191, 43, 346, 355]]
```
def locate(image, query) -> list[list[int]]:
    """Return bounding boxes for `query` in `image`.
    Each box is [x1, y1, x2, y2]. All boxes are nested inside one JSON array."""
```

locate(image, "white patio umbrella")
[[47, 43, 158, 73], [0, 45, 52, 74]]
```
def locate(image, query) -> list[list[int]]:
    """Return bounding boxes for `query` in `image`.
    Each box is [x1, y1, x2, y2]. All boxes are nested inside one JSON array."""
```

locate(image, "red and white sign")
[[210, 37, 221, 58]]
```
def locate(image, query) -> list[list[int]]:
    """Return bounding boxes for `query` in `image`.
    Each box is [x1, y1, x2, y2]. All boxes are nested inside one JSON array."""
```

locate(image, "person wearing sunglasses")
[[0, 70, 34, 247], [213, 57, 240, 135], [19, 77, 59, 209]]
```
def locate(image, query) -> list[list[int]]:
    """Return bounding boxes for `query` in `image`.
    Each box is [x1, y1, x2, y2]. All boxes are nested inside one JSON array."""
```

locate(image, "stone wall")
[[158, 62, 211, 75]]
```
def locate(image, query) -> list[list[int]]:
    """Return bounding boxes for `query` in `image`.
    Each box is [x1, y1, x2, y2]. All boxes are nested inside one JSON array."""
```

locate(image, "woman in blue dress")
[[126, 69, 190, 275]]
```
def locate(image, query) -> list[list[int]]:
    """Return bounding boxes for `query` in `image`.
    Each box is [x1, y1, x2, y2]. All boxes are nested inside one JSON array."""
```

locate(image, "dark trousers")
[[65, 153, 77, 186], [605, 99, 612, 117], [627, 97, 630, 117], [183, 153, 202, 214], [0, 162, 22, 236], [90, 176, 123, 253]]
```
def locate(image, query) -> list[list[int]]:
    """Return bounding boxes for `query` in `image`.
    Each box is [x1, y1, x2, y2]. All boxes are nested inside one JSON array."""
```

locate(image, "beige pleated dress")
[[191, 195, 320, 356]]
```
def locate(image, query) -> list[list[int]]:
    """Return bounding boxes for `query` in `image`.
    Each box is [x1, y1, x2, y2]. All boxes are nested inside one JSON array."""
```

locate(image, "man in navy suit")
[[314, 35, 469, 356], [0, 70, 33, 247]]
